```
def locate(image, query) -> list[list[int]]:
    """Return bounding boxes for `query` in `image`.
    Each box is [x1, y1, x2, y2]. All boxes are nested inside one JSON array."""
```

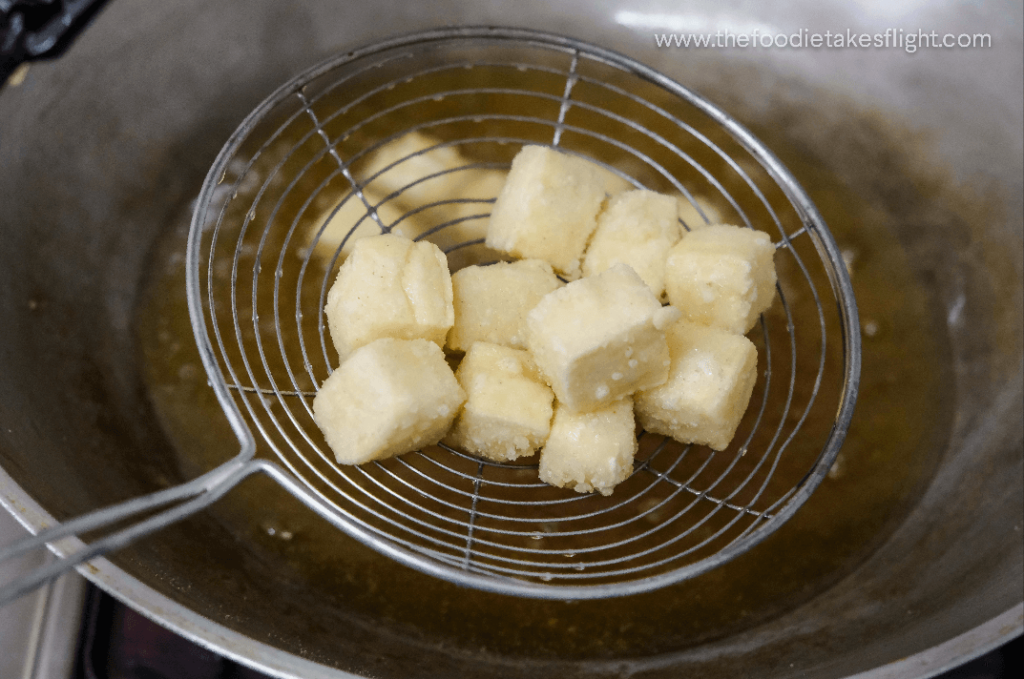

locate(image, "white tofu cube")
[[664, 225, 777, 334], [486, 146, 617, 278], [582, 189, 683, 298], [443, 343, 554, 461], [525, 263, 680, 413], [305, 189, 420, 260], [634, 320, 758, 451], [325, 234, 454, 358], [675, 193, 724, 231], [447, 259, 563, 352], [444, 166, 625, 271], [539, 398, 638, 496], [312, 338, 465, 464], [308, 131, 467, 260], [361, 131, 467, 209]]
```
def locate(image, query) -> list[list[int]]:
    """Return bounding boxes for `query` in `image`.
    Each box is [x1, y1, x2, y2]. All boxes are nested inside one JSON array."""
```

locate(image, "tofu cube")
[[308, 131, 467, 260], [361, 131, 467, 209], [486, 146, 617, 278], [447, 259, 563, 352], [539, 398, 638, 495], [525, 263, 681, 413], [325, 234, 454, 358], [306, 189, 420, 260], [634, 320, 758, 451], [443, 165, 627, 272], [582, 189, 683, 298], [664, 225, 777, 334], [443, 343, 554, 461], [444, 165, 625, 271], [312, 338, 465, 464]]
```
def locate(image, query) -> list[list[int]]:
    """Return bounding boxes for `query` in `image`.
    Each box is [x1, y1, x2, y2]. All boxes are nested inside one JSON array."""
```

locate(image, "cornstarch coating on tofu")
[[325, 234, 454, 359], [582, 189, 683, 298], [447, 259, 563, 352], [539, 398, 638, 496], [635, 320, 758, 451], [443, 342, 554, 461], [485, 145, 624, 279], [312, 338, 465, 465], [664, 224, 777, 334], [525, 263, 680, 413]]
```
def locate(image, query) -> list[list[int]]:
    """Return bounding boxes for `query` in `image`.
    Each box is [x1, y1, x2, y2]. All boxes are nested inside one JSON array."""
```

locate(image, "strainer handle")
[[0, 457, 264, 607]]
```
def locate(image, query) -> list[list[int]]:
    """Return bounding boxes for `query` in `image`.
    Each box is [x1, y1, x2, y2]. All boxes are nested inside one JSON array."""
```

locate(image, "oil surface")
[[135, 84, 954, 661]]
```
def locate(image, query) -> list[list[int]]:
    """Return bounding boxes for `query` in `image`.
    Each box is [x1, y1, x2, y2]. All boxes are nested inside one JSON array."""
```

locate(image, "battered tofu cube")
[[664, 225, 777, 334], [486, 146, 617, 278], [306, 189, 419, 260], [582, 189, 683, 298], [675, 193, 723, 231], [525, 263, 681, 413], [442, 166, 629, 272], [361, 131, 466, 209], [312, 338, 465, 465], [635, 320, 758, 451], [325, 234, 454, 358], [309, 132, 465, 259], [443, 343, 554, 461], [447, 259, 562, 352], [539, 398, 638, 496]]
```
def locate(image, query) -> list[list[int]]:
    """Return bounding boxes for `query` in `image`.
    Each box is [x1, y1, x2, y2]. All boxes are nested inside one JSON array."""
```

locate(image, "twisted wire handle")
[[0, 456, 263, 607]]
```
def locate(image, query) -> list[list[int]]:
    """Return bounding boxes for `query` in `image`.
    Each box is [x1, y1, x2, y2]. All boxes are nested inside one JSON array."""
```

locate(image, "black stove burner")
[[73, 585, 1022, 679]]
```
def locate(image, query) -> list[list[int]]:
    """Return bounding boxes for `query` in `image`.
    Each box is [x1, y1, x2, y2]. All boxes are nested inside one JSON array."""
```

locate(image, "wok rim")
[[2, 460, 1023, 679]]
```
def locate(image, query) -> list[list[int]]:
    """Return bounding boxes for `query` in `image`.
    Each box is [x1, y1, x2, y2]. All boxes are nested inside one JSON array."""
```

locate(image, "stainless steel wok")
[[0, 1, 1021, 677]]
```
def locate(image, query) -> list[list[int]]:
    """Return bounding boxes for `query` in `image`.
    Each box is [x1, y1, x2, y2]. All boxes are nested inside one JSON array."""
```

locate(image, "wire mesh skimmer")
[[0, 27, 860, 605]]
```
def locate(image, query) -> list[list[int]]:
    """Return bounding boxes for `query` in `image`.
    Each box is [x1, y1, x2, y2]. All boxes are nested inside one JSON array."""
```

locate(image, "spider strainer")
[[0, 27, 859, 605]]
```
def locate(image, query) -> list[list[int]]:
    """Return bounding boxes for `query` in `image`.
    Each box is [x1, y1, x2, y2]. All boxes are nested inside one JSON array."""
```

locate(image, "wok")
[[0, 1, 1021, 677]]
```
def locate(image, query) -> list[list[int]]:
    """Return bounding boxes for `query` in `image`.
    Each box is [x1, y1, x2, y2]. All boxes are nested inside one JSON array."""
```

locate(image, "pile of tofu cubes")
[[312, 139, 776, 497]]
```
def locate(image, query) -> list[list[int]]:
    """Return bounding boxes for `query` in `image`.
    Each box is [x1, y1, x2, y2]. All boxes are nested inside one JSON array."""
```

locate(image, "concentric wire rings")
[[187, 27, 860, 599]]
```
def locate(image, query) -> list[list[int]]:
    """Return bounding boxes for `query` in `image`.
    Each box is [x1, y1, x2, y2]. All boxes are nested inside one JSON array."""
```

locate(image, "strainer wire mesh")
[[186, 27, 859, 599]]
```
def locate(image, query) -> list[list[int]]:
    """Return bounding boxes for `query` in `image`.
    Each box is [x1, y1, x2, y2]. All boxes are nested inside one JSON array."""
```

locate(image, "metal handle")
[[1, 0, 110, 87], [0, 457, 264, 607]]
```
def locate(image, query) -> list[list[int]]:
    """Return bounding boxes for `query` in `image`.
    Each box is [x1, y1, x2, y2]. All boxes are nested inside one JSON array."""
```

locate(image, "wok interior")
[[0, 1, 1020, 678]]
